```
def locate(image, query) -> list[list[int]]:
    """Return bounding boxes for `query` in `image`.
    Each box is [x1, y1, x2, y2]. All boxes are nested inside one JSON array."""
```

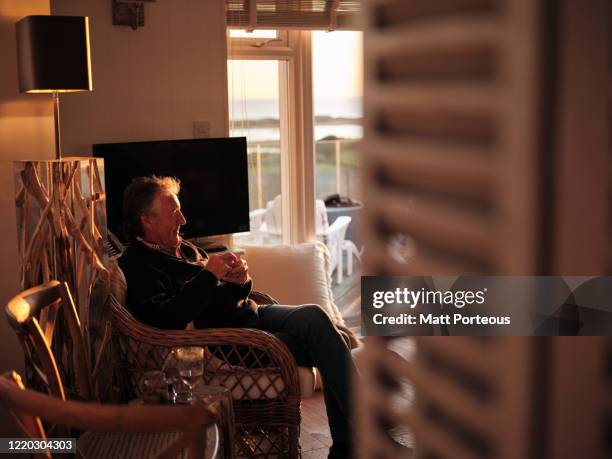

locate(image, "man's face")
[[141, 192, 187, 249]]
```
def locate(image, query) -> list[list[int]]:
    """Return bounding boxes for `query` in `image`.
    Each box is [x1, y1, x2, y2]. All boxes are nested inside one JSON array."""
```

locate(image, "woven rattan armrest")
[[107, 295, 301, 403]]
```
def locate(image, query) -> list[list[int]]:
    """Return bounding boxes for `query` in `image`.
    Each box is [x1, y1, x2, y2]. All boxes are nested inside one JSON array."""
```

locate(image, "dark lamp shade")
[[16, 15, 92, 93]]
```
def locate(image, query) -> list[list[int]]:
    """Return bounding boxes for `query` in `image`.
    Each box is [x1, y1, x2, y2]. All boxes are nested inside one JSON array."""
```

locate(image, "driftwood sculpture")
[[14, 158, 109, 399]]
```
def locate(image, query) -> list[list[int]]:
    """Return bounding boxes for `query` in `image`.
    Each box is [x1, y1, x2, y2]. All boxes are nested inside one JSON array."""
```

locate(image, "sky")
[[227, 31, 363, 101], [312, 31, 363, 100]]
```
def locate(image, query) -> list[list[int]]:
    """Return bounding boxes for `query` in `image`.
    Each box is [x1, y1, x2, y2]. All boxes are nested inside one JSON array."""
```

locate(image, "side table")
[[194, 385, 235, 459], [82, 406, 220, 459]]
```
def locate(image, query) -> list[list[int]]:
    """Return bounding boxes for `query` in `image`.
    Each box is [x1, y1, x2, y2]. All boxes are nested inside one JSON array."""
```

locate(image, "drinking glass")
[[167, 346, 204, 404], [141, 370, 170, 404], [163, 365, 180, 404]]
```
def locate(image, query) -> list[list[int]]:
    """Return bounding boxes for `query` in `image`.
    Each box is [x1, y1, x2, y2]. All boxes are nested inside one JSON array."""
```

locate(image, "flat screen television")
[[93, 137, 250, 241]]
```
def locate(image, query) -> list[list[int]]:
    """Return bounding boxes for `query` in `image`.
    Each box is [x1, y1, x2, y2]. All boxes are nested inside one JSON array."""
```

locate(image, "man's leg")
[[257, 304, 355, 457]]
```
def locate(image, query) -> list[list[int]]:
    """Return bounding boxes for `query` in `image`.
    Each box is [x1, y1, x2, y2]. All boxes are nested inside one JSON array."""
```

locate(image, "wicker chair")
[[108, 293, 302, 458]]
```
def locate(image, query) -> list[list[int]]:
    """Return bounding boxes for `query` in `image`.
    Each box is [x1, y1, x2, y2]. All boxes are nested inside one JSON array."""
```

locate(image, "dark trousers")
[[255, 304, 355, 449]]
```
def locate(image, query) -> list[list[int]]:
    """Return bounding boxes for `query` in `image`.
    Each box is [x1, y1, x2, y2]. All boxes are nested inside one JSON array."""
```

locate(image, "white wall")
[[0, 0, 54, 436], [52, 0, 229, 154]]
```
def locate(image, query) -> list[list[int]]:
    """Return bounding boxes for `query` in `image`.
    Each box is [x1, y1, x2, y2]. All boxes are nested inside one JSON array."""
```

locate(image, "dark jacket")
[[119, 240, 256, 330]]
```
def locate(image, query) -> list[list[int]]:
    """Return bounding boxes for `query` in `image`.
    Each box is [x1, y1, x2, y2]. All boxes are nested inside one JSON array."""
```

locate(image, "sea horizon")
[[229, 96, 363, 121], [229, 96, 363, 141]]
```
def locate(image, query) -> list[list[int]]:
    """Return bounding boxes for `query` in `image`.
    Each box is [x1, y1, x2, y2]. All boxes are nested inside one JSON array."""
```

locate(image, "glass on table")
[[164, 346, 205, 404]]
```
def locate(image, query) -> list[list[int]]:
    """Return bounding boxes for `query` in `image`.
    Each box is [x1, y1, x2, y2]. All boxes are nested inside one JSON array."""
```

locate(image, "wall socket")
[[193, 120, 211, 138]]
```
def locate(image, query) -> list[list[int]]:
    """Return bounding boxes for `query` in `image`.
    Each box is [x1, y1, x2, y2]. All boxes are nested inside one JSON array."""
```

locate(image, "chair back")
[[315, 199, 330, 235], [322, 216, 352, 274], [5, 280, 92, 401], [263, 194, 283, 235], [264, 197, 331, 235], [0, 371, 216, 459]]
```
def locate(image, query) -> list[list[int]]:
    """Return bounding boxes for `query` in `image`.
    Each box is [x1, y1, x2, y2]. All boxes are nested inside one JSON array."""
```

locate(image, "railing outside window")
[[247, 138, 360, 211]]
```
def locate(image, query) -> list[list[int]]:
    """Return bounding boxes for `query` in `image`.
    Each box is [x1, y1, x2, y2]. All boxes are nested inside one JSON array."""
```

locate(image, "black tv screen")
[[93, 137, 250, 241]]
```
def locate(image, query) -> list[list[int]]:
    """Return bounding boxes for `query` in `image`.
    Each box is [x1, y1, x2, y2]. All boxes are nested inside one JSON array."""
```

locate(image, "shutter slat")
[[372, 190, 495, 264], [377, 44, 497, 83], [406, 358, 495, 436], [373, 244, 488, 276], [417, 337, 493, 375], [402, 410, 482, 459], [372, 0, 499, 29], [370, 84, 500, 114], [372, 141, 496, 201], [367, 18, 499, 56]]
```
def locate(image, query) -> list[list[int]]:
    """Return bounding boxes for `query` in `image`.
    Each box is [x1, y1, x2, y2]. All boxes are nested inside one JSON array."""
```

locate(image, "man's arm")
[[213, 277, 253, 303], [127, 265, 218, 330]]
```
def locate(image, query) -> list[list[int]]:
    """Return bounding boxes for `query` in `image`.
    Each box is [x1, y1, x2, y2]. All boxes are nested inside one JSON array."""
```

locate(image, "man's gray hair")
[[122, 176, 181, 241]]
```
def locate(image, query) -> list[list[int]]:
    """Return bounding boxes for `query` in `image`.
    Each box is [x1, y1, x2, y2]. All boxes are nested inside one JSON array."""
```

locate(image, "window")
[[228, 59, 288, 245], [227, 29, 312, 246], [228, 28, 363, 289], [311, 31, 363, 286], [312, 31, 363, 203]]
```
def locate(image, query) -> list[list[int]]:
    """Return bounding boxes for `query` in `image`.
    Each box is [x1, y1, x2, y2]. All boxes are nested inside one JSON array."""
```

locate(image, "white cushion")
[[242, 241, 344, 326], [203, 352, 317, 399]]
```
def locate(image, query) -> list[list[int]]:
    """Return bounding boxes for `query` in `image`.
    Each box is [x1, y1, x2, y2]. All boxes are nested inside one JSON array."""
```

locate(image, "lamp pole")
[[53, 92, 62, 160]]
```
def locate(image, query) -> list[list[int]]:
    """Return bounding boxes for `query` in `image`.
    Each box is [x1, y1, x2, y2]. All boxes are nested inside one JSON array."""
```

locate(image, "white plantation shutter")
[[226, 0, 361, 30], [362, 0, 543, 276], [359, 335, 612, 459], [359, 1, 611, 459]]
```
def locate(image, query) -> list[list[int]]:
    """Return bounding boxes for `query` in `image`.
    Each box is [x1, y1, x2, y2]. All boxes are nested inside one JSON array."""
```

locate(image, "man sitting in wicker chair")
[[118, 176, 355, 459]]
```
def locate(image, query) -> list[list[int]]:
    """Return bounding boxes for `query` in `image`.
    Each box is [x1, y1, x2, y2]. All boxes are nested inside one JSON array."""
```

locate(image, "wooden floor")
[[300, 393, 333, 458], [300, 392, 415, 457], [299, 266, 414, 456], [330, 266, 362, 333]]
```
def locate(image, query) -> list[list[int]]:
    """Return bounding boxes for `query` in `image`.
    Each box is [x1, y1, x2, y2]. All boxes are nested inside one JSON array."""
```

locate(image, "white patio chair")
[[259, 196, 351, 283], [342, 239, 363, 277], [246, 208, 267, 244], [319, 216, 352, 284]]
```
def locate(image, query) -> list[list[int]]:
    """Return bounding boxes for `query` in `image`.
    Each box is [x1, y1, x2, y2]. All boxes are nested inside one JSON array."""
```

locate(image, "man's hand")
[[222, 257, 250, 285], [204, 252, 237, 280]]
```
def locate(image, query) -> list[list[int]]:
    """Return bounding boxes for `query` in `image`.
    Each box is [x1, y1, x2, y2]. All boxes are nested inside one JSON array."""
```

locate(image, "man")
[[119, 176, 354, 458]]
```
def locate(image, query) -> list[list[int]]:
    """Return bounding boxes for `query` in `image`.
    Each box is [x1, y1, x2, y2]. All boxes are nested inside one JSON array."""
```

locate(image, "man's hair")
[[122, 176, 181, 240]]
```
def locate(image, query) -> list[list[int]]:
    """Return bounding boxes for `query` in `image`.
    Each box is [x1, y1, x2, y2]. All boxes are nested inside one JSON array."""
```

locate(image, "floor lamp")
[[15, 15, 93, 159], [14, 16, 106, 400]]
